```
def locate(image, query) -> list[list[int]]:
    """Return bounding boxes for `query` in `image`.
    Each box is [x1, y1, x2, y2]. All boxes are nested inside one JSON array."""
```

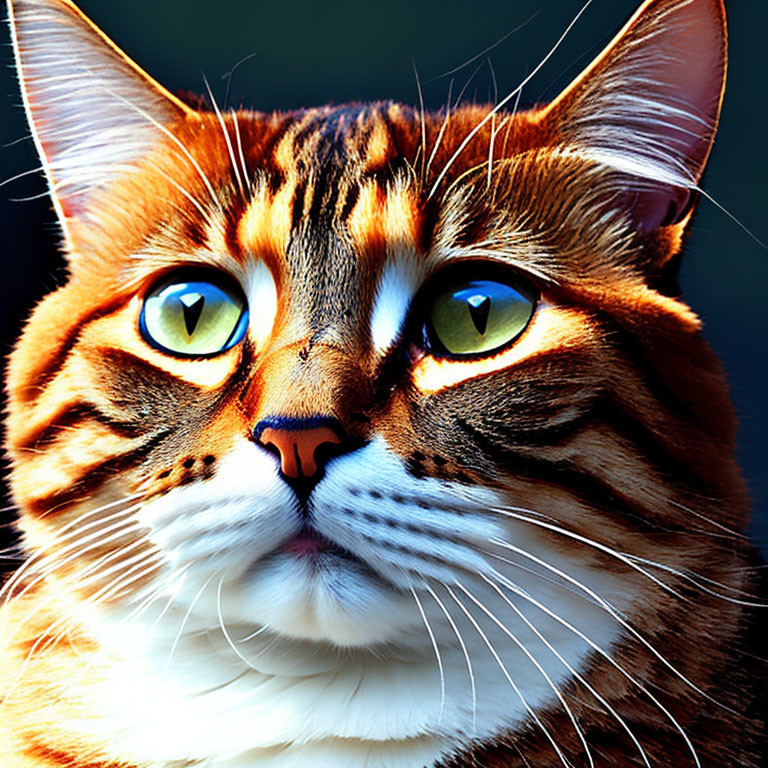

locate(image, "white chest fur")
[[79, 440, 629, 768]]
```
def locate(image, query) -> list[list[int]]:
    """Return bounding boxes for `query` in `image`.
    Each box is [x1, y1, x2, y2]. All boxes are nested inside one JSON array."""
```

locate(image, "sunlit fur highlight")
[[1, 0, 765, 766]]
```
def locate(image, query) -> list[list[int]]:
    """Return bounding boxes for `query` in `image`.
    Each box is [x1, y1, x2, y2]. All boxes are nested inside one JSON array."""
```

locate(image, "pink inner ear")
[[544, 0, 727, 235], [644, 0, 726, 176], [626, 185, 694, 235]]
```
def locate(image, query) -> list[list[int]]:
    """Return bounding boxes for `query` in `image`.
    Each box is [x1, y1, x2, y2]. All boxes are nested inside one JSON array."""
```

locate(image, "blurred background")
[[0, 0, 765, 553]]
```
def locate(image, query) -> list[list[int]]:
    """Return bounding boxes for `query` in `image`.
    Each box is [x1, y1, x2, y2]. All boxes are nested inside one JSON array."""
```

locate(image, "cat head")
[[5, 0, 744, 668]]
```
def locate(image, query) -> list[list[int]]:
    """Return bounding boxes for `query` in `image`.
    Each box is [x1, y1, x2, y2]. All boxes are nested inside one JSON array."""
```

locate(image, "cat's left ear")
[[7, 0, 195, 241], [536, 0, 726, 235]]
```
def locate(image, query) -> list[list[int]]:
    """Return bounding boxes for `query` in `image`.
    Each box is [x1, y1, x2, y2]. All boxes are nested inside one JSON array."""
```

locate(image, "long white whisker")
[[456, 580, 593, 768], [411, 586, 446, 724], [203, 75, 245, 199], [217, 577, 265, 671], [444, 583, 572, 768], [423, 581, 477, 733], [230, 109, 250, 197], [624, 553, 768, 607], [98, 85, 223, 212], [0, 165, 46, 189], [479, 572, 651, 768], [166, 573, 217, 672], [492, 506, 684, 599], [2, 511, 142, 608], [412, 59, 427, 191], [428, 0, 595, 199], [490, 507, 745, 715], [488, 542, 705, 766]]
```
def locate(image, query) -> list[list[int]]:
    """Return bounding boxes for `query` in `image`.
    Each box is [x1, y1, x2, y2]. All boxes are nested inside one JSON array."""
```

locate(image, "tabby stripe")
[[594, 311, 699, 424], [224, 204, 245, 260], [18, 297, 127, 404], [307, 166, 343, 229], [27, 429, 170, 516], [17, 402, 150, 453], [290, 178, 308, 231], [490, 393, 720, 497], [589, 396, 721, 496], [455, 416, 669, 534], [25, 741, 133, 768], [338, 181, 361, 223], [97, 347, 211, 388]]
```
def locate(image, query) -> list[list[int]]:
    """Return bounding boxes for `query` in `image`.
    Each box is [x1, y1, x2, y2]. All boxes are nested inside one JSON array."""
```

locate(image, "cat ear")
[[7, 0, 195, 232], [536, 0, 726, 235]]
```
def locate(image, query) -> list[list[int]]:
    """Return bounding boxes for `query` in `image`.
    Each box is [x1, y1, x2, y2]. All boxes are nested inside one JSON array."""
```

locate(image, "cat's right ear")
[[535, 0, 726, 237], [7, 0, 195, 244]]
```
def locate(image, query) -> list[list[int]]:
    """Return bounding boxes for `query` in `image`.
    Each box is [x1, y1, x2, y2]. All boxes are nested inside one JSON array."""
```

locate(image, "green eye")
[[140, 272, 248, 357], [426, 274, 536, 358]]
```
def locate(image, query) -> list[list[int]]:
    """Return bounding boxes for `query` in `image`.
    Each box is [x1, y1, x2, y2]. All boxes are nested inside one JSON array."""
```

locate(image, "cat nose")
[[254, 418, 344, 480]]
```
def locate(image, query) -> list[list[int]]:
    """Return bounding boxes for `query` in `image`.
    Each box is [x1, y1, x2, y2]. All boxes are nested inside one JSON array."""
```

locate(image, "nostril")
[[253, 417, 345, 481]]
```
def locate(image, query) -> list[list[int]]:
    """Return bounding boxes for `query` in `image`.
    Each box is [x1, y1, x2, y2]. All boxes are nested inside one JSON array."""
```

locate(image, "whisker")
[[624, 553, 768, 607], [444, 582, 573, 768], [203, 75, 246, 199], [489, 539, 712, 766], [488, 558, 700, 767], [486, 59, 498, 192], [479, 572, 651, 768], [0, 165, 46, 189], [491, 506, 684, 599], [423, 581, 477, 733], [453, 60, 487, 110], [428, 0, 595, 199], [230, 109, 251, 197], [3, 511, 143, 607], [456, 579, 594, 768], [216, 576, 264, 671], [411, 586, 446, 724], [166, 573, 217, 672], [412, 59, 427, 191], [490, 528, 734, 717], [1, 508, 141, 608], [428, 10, 541, 82], [97, 84, 223, 213]]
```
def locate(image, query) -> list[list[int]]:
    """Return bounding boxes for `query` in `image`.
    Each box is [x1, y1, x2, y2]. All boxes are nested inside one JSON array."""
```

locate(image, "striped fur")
[[1, 0, 765, 766]]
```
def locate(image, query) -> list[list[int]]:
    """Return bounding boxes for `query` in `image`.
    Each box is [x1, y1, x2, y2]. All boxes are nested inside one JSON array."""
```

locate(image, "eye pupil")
[[466, 294, 491, 335], [426, 273, 536, 358], [140, 271, 248, 357], [179, 292, 206, 336]]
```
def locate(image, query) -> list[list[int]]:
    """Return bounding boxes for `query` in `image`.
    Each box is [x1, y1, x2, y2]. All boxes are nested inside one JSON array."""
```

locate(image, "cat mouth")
[[280, 524, 360, 563]]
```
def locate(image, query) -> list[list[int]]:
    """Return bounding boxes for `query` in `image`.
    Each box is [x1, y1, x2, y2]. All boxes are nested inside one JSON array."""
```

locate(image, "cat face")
[[4, 0, 750, 763]]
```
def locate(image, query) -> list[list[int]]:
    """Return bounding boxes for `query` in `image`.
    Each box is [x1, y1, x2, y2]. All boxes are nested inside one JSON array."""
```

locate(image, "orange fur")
[[2, 0, 765, 766]]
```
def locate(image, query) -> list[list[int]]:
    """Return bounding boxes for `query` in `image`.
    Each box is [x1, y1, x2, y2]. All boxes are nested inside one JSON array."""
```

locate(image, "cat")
[[0, 0, 765, 765]]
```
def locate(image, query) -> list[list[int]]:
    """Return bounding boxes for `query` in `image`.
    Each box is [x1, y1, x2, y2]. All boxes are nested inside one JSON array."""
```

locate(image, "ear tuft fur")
[[7, 0, 193, 232], [538, 0, 727, 235]]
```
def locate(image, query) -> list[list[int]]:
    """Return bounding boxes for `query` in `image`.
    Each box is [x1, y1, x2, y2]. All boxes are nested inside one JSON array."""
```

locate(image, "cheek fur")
[[2, 0, 761, 766]]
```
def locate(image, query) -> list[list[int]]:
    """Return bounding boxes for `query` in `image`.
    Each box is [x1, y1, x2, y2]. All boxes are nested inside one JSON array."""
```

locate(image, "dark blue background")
[[0, 0, 765, 550]]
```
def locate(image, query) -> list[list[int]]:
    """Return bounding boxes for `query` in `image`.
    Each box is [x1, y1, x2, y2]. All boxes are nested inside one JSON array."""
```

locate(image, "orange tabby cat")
[[1, 0, 765, 766]]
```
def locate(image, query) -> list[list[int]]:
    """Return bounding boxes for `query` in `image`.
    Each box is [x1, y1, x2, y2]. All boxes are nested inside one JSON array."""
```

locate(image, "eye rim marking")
[[139, 266, 250, 359], [412, 303, 590, 394], [416, 261, 539, 362]]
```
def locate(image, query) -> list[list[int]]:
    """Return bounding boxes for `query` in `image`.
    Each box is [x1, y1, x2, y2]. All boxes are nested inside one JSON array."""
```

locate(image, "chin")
[[229, 551, 418, 646]]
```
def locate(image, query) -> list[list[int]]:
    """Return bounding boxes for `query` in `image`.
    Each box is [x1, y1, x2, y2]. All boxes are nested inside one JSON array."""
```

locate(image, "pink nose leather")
[[258, 426, 342, 479]]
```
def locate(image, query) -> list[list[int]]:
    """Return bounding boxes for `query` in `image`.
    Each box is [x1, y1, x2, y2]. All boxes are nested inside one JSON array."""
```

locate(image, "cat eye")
[[140, 271, 249, 357], [424, 269, 536, 358]]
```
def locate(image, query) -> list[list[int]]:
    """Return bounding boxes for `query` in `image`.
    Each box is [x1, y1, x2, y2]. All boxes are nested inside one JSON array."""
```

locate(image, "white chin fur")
[[233, 552, 417, 645], [83, 437, 631, 768]]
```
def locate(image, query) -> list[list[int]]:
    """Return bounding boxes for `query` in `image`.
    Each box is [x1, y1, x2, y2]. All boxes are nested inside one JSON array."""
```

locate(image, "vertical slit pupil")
[[467, 294, 491, 335], [180, 292, 206, 336]]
